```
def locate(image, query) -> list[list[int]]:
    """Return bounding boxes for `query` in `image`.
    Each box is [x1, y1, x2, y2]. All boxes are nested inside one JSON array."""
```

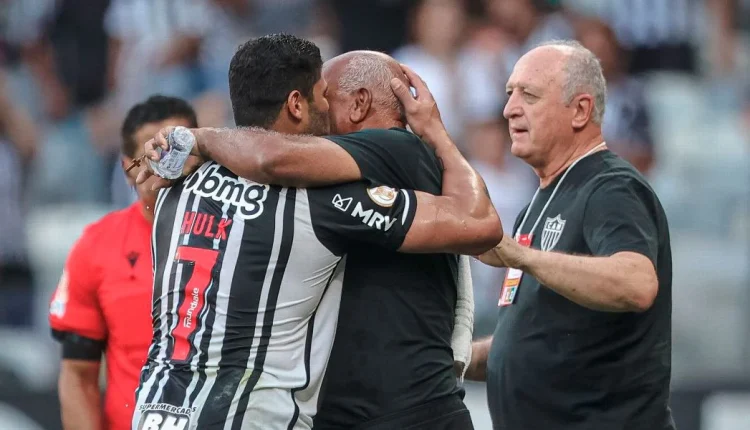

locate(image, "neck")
[[139, 201, 155, 224], [536, 134, 605, 188], [356, 115, 404, 132]]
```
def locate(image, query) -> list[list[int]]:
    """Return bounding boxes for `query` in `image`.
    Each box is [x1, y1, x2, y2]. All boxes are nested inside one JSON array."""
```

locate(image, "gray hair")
[[337, 53, 404, 119], [536, 39, 607, 124]]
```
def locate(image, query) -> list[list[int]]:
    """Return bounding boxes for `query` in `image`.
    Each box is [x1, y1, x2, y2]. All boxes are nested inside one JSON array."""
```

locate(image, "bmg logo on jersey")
[[137, 405, 195, 430], [184, 163, 269, 220]]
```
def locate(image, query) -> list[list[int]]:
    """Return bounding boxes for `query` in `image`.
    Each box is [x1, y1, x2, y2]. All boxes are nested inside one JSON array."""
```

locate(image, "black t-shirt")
[[313, 128, 461, 428], [487, 150, 675, 430]]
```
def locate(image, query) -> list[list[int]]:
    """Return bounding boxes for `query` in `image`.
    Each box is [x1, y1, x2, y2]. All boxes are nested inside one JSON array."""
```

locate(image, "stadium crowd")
[[0, 0, 748, 429]]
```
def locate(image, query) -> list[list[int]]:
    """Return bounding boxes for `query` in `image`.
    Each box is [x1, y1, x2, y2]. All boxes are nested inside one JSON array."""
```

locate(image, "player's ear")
[[121, 155, 136, 186], [286, 90, 305, 121], [350, 88, 371, 124], [571, 93, 593, 129]]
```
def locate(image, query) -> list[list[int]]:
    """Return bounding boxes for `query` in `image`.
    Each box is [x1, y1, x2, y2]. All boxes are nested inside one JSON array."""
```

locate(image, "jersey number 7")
[[171, 245, 219, 362]]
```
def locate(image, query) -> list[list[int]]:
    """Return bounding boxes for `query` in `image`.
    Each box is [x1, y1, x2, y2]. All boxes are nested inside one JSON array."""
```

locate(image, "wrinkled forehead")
[[506, 47, 567, 91]]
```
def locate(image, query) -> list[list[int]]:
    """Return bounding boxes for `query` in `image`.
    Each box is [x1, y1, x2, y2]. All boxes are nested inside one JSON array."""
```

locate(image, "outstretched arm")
[[136, 127, 362, 189], [192, 127, 363, 188]]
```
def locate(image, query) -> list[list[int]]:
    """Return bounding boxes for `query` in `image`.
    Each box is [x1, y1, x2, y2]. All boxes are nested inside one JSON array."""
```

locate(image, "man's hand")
[[135, 126, 206, 190], [477, 235, 530, 269], [390, 64, 447, 144], [144, 126, 203, 159]]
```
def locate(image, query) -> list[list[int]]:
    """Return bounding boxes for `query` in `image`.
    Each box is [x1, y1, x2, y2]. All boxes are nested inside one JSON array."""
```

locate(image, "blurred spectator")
[[577, 18, 656, 174], [393, 0, 503, 150], [0, 0, 69, 121], [328, 0, 412, 54], [10, 0, 117, 204], [193, 0, 256, 129], [104, 0, 211, 112], [0, 72, 37, 326], [484, 0, 575, 78], [561, 0, 736, 76], [104, 0, 215, 207]]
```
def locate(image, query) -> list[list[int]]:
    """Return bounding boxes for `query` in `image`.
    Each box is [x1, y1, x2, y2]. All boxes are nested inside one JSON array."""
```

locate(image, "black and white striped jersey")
[[133, 161, 417, 430]]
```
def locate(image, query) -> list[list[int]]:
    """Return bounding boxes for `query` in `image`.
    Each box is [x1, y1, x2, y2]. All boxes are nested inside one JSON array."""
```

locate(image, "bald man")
[[141, 43, 488, 429], [468, 40, 675, 430]]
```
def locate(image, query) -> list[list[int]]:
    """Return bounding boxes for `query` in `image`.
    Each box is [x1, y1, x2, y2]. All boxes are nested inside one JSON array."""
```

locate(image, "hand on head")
[[389, 64, 447, 144]]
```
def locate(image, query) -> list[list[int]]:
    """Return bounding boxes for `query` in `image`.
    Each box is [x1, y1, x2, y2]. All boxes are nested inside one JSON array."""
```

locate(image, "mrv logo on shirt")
[[332, 191, 398, 231], [184, 163, 269, 220]]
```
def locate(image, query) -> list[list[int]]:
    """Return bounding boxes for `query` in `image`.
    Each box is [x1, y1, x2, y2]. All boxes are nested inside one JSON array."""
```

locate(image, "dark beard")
[[307, 104, 331, 136]]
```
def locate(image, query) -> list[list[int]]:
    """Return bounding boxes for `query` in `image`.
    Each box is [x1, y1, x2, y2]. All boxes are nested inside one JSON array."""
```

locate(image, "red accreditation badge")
[[498, 233, 533, 306]]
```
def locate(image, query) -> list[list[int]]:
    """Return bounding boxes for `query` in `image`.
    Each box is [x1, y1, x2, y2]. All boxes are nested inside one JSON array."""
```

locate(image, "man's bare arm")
[[392, 65, 502, 255], [524, 249, 658, 312], [193, 127, 362, 188], [479, 237, 658, 312], [58, 359, 103, 430], [465, 337, 492, 381]]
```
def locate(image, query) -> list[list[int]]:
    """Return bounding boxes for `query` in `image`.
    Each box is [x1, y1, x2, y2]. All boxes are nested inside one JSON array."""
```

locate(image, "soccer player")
[[48, 96, 199, 430], [133, 35, 498, 430]]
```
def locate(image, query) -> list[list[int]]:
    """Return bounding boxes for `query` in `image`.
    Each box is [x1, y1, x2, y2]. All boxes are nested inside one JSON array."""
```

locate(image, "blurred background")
[[0, 0, 747, 429]]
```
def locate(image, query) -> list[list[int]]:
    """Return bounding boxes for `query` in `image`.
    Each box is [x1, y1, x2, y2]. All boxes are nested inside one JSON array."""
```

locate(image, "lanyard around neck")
[[514, 142, 607, 240]]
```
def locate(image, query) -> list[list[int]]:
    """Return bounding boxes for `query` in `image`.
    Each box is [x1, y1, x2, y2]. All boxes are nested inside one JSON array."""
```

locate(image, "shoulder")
[[88, 204, 136, 234], [328, 127, 425, 148], [74, 204, 136, 252], [584, 154, 661, 208]]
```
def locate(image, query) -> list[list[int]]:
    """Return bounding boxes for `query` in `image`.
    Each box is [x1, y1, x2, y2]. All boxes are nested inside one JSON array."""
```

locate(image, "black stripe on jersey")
[[160, 199, 237, 407], [231, 188, 297, 430], [146, 190, 198, 404], [287, 258, 339, 429], [195, 186, 283, 428]]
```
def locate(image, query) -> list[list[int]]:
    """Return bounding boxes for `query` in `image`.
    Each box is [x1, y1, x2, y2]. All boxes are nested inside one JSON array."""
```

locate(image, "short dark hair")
[[121, 95, 198, 158], [229, 34, 323, 128]]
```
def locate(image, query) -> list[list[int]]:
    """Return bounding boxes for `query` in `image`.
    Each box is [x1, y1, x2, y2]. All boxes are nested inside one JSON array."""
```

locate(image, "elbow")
[[626, 275, 658, 313], [464, 213, 504, 255]]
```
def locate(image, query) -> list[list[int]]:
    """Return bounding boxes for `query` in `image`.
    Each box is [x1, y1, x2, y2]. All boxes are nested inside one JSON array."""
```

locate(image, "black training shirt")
[[487, 150, 675, 430], [313, 128, 461, 428]]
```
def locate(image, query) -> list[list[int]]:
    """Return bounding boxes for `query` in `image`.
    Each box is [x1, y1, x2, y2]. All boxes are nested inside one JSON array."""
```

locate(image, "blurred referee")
[[467, 40, 675, 430]]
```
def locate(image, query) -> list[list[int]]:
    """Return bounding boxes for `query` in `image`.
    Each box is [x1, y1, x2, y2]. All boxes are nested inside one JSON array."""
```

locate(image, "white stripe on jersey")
[[401, 189, 411, 226], [294, 257, 347, 427], [224, 188, 289, 427]]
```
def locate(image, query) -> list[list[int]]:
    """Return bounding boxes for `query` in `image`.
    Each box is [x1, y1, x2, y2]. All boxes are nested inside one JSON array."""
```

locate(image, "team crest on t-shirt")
[[541, 215, 566, 251], [367, 186, 398, 207]]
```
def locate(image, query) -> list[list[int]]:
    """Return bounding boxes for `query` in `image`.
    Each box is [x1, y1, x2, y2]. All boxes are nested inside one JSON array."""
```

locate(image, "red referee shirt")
[[49, 202, 153, 430]]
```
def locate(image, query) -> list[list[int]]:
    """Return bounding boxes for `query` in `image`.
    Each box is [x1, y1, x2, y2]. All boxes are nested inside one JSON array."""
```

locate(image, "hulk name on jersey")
[[136, 161, 418, 430]]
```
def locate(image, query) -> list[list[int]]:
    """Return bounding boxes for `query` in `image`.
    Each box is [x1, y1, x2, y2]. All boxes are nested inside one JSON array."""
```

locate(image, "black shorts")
[[354, 395, 474, 430]]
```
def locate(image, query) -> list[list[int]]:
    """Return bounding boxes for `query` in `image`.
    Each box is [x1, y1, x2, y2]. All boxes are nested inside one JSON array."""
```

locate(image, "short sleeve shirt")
[[487, 150, 675, 430]]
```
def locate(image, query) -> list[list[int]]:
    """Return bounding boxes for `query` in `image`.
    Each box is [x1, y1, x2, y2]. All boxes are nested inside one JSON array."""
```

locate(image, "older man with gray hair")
[[466, 40, 675, 430]]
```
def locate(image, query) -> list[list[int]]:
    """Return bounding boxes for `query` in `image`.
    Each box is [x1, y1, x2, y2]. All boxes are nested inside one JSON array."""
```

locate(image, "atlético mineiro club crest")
[[541, 215, 565, 251]]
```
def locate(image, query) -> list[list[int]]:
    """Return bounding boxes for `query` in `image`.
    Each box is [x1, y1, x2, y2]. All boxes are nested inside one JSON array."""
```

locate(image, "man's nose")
[[503, 92, 522, 119]]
